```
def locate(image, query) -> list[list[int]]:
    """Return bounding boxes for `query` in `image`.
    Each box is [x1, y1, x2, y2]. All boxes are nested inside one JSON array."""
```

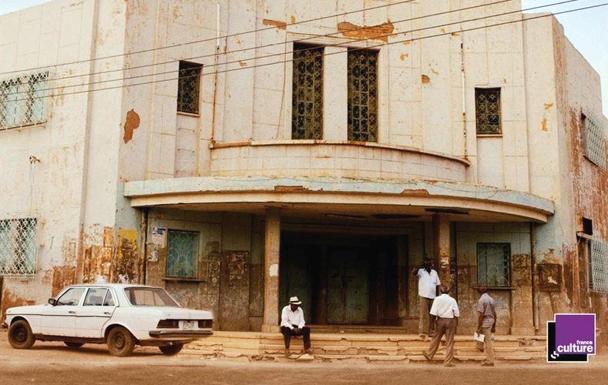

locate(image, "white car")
[[4, 284, 213, 357]]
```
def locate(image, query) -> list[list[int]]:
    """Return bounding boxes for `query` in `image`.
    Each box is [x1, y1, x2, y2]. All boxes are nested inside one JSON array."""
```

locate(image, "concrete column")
[[262, 208, 281, 332], [323, 47, 348, 141], [432, 214, 452, 289]]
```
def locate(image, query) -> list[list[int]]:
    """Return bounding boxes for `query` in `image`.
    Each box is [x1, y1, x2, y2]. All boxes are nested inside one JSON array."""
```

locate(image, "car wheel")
[[8, 320, 35, 349], [64, 342, 85, 349], [106, 327, 135, 357], [159, 343, 184, 356]]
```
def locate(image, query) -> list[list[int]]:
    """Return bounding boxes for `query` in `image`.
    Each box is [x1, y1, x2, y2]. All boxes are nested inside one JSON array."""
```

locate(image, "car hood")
[[6, 305, 49, 315], [152, 307, 213, 320]]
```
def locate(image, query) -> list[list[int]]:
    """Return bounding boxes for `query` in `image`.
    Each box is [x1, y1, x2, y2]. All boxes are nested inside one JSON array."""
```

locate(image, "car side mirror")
[[48, 298, 57, 306]]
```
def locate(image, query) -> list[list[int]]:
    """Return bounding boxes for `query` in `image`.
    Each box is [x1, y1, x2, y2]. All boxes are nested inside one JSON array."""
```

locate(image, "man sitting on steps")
[[280, 296, 312, 357]]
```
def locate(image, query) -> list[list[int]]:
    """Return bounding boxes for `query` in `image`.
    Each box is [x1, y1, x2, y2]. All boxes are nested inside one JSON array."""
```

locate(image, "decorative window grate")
[[166, 229, 199, 279], [348, 49, 378, 142], [582, 114, 606, 169], [590, 239, 608, 293], [177, 61, 202, 114], [0, 72, 48, 129], [291, 44, 324, 140], [477, 243, 510, 287], [0, 218, 37, 275], [475, 88, 501, 135]]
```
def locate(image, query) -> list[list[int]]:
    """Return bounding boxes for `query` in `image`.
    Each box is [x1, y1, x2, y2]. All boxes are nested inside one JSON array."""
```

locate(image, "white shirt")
[[429, 294, 460, 318], [280, 305, 305, 329], [417, 268, 441, 299]]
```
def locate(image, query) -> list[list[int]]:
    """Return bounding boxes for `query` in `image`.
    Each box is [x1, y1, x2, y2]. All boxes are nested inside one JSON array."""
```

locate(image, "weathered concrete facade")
[[1, 0, 607, 337]]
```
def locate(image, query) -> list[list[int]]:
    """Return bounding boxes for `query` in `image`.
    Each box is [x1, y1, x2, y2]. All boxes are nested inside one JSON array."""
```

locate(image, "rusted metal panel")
[[327, 247, 369, 324], [219, 251, 250, 331], [537, 263, 563, 291], [477, 243, 510, 287]]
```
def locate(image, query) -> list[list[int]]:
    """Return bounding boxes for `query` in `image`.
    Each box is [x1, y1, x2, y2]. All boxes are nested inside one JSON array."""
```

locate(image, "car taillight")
[[157, 320, 179, 328], [198, 320, 213, 329]]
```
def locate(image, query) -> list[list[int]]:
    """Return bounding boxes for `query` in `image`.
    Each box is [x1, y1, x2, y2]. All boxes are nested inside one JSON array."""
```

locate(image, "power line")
[[6, 1, 607, 103], [0, 0, 419, 76], [3, 0, 516, 93], [4, 0, 581, 97]]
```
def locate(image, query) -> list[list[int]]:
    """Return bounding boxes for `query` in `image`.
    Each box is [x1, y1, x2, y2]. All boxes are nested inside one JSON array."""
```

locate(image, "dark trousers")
[[281, 326, 311, 350]]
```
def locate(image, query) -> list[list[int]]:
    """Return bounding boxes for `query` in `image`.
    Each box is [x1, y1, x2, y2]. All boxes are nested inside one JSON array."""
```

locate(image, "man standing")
[[476, 287, 497, 366], [280, 296, 312, 356], [422, 286, 459, 367], [413, 258, 441, 338]]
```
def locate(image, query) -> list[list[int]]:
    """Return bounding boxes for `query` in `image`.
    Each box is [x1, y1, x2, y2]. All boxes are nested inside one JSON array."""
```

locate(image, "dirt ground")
[[0, 330, 607, 385]]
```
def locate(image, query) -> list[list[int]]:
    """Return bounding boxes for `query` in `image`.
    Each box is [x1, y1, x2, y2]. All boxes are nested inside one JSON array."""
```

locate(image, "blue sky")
[[1, 0, 606, 113]]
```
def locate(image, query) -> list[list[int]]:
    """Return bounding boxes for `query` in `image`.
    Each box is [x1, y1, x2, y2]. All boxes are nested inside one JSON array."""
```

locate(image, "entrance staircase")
[[184, 331, 546, 363]]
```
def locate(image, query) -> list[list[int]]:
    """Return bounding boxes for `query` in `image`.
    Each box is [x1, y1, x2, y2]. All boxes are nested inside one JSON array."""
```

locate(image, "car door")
[[40, 287, 86, 336], [75, 287, 117, 338]]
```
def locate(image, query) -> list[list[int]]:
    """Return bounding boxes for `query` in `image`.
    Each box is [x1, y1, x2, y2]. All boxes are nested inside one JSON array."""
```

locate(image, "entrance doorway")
[[280, 232, 404, 325]]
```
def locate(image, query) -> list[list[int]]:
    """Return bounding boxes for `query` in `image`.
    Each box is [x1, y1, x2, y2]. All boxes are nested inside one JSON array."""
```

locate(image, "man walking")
[[422, 286, 459, 367], [476, 287, 497, 366], [280, 296, 312, 356], [413, 258, 441, 338]]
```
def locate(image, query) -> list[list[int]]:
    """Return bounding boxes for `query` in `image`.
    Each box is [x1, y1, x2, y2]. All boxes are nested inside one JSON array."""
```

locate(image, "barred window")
[[475, 88, 501, 135], [166, 229, 199, 279], [0, 72, 48, 129], [0, 218, 37, 275], [348, 49, 378, 142], [291, 44, 323, 140], [177, 61, 202, 114], [582, 113, 606, 169], [477, 243, 510, 287], [590, 239, 608, 293]]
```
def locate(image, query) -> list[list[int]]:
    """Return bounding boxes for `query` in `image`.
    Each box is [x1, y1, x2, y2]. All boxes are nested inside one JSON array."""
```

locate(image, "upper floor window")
[[590, 239, 608, 293], [348, 49, 378, 142], [475, 88, 501, 135], [177, 61, 202, 114], [0, 72, 48, 129], [477, 243, 510, 287], [581, 113, 607, 169], [292, 43, 324, 140], [0, 218, 37, 275]]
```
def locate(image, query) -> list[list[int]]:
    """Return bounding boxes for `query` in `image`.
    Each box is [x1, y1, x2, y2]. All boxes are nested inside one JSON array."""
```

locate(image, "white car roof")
[[64, 284, 158, 289]]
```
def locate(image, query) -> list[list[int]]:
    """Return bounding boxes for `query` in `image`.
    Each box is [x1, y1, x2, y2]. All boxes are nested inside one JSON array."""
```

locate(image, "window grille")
[[348, 49, 378, 142], [477, 243, 510, 287], [0, 218, 37, 275], [166, 229, 199, 278], [0, 72, 48, 129], [291, 44, 324, 140], [582, 114, 607, 169], [590, 239, 608, 293], [475, 88, 501, 135], [177, 61, 202, 114]]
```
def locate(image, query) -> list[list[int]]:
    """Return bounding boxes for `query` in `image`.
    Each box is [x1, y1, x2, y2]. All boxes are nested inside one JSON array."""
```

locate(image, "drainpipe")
[[141, 208, 149, 284], [210, 1, 221, 145], [460, 31, 468, 160], [531, 222, 539, 333]]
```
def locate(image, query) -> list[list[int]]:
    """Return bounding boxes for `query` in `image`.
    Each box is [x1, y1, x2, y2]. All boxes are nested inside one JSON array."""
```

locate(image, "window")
[[177, 61, 202, 114], [292, 43, 323, 140], [348, 49, 378, 142], [103, 290, 115, 306], [84, 288, 110, 306], [125, 287, 179, 307], [57, 288, 86, 306], [475, 88, 501, 135], [0, 218, 37, 275], [582, 113, 606, 169], [166, 230, 199, 279], [477, 243, 510, 287], [590, 239, 608, 293], [0, 72, 48, 129]]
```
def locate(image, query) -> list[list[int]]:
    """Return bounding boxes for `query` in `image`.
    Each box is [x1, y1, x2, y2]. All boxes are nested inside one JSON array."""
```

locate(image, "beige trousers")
[[425, 318, 456, 365], [481, 327, 495, 364]]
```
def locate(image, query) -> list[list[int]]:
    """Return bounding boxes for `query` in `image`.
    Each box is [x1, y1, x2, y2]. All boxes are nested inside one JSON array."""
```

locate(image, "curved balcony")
[[208, 141, 469, 183]]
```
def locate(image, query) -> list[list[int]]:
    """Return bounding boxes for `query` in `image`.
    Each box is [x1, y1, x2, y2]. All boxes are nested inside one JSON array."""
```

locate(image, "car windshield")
[[124, 287, 179, 307]]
